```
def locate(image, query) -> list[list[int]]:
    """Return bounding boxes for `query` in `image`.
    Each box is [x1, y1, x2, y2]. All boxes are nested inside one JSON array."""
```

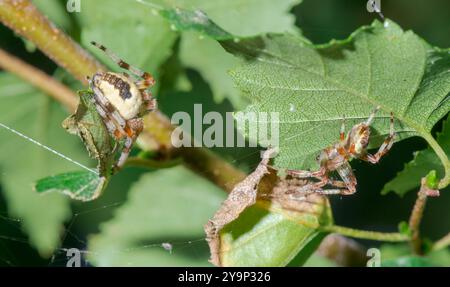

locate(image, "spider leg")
[[113, 118, 143, 171], [141, 90, 157, 112], [335, 162, 357, 194], [295, 173, 353, 194], [340, 116, 346, 142], [365, 105, 381, 126], [290, 180, 353, 196], [308, 188, 353, 195], [114, 133, 135, 171], [328, 179, 348, 188], [297, 174, 329, 191], [286, 166, 326, 180], [136, 78, 155, 91], [91, 41, 155, 87], [361, 112, 396, 164]]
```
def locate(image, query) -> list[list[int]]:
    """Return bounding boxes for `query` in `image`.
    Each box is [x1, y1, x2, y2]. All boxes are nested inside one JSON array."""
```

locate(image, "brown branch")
[[179, 147, 246, 192], [125, 156, 182, 169], [408, 177, 440, 255], [0, 48, 78, 110], [0, 0, 104, 84]]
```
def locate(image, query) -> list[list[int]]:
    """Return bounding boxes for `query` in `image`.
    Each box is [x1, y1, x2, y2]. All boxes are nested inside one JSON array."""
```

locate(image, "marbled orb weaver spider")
[[284, 106, 396, 196], [87, 41, 157, 172]]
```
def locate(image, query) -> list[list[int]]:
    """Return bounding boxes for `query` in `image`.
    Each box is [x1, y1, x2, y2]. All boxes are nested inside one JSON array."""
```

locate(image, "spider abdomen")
[[93, 72, 142, 120]]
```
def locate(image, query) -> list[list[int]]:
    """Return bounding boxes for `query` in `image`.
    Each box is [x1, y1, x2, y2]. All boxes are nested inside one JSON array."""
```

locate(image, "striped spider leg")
[[284, 106, 396, 196], [88, 41, 157, 173]]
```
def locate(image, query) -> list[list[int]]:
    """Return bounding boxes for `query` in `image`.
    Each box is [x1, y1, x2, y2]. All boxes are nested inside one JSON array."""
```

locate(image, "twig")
[[432, 232, 450, 252], [179, 147, 246, 192], [125, 156, 182, 169], [323, 225, 409, 242], [409, 177, 440, 254], [0, 0, 104, 84], [422, 133, 450, 189], [0, 48, 78, 110]]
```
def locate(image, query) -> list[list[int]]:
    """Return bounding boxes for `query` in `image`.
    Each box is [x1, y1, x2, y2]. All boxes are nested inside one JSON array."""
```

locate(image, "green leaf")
[[161, 0, 301, 107], [35, 90, 114, 201], [79, 0, 176, 75], [425, 170, 439, 189], [34, 171, 108, 202], [380, 243, 450, 267], [398, 221, 412, 237], [87, 166, 226, 266], [216, 195, 332, 267], [223, 20, 450, 171], [165, 0, 301, 36], [0, 73, 91, 255], [383, 116, 450, 196], [160, 8, 231, 39]]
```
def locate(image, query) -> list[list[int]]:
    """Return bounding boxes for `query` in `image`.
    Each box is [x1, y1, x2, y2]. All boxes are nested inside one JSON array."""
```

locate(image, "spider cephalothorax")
[[285, 106, 396, 195], [88, 41, 156, 172]]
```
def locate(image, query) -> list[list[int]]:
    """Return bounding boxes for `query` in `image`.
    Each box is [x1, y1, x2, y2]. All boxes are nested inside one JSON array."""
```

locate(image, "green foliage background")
[[0, 0, 449, 266]]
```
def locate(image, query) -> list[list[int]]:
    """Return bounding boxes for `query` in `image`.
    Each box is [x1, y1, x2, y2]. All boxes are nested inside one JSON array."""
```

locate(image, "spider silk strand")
[[0, 122, 98, 175]]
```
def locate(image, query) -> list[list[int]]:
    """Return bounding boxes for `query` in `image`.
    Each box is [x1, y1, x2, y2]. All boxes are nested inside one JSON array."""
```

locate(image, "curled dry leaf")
[[204, 149, 275, 265], [205, 149, 333, 266]]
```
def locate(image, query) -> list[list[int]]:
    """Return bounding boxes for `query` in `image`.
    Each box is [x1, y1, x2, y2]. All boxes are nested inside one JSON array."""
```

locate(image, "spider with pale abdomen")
[[278, 106, 396, 196], [88, 41, 157, 173]]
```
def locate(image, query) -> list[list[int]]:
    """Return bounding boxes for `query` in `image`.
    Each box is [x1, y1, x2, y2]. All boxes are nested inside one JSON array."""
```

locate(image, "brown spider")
[[88, 41, 157, 172], [284, 106, 396, 195]]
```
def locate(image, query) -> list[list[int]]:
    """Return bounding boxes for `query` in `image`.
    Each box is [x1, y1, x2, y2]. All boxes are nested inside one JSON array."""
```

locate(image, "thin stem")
[[408, 177, 440, 254], [422, 132, 450, 189], [0, 48, 78, 111], [432, 232, 450, 252], [323, 225, 409, 242], [408, 179, 427, 255], [125, 157, 182, 169]]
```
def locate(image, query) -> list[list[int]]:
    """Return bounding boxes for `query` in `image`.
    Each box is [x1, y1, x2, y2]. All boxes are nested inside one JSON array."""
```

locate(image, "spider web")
[[0, 120, 264, 267], [0, 201, 207, 267]]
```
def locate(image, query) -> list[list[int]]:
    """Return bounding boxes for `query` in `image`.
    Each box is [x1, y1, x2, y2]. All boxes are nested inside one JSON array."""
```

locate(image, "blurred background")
[[0, 0, 449, 266]]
